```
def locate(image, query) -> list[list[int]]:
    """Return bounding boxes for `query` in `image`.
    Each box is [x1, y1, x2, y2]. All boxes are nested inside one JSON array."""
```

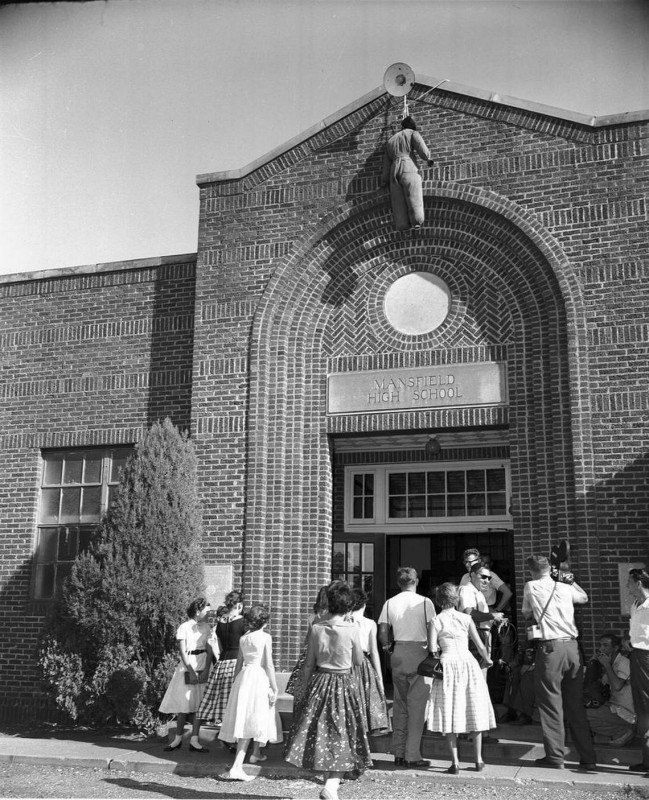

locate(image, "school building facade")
[[1, 76, 648, 719]]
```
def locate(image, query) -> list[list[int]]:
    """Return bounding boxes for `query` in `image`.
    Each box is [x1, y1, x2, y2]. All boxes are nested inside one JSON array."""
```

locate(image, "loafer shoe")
[[578, 762, 597, 772], [394, 757, 406, 767], [446, 764, 459, 774], [405, 759, 430, 769], [534, 757, 564, 769]]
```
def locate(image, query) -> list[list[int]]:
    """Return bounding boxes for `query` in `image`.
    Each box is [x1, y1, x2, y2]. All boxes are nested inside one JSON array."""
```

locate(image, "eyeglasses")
[[478, 574, 492, 581]]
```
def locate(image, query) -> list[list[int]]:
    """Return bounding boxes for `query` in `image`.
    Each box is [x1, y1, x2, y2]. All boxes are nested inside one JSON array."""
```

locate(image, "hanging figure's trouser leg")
[[399, 170, 425, 227], [389, 161, 425, 230]]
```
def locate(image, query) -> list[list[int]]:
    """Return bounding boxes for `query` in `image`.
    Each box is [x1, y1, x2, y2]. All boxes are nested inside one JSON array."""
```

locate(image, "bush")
[[38, 418, 205, 730]]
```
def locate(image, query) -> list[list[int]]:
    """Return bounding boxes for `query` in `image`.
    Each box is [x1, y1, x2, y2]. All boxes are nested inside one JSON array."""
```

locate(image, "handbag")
[[417, 652, 443, 679]]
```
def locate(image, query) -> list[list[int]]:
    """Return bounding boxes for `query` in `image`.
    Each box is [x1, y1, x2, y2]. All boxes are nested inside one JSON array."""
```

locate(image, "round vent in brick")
[[383, 272, 451, 335]]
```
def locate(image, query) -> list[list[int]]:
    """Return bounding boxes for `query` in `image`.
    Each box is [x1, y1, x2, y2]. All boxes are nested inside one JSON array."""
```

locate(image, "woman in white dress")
[[218, 604, 282, 781], [426, 583, 495, 773], [159, 597, 213, 752]]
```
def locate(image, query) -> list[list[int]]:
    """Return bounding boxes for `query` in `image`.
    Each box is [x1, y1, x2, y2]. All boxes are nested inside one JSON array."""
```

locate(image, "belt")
[[317, 667, 351, 675], [187, 649, 206, 655], [394, 640, 427, 645], [539, 638, 575, 643]]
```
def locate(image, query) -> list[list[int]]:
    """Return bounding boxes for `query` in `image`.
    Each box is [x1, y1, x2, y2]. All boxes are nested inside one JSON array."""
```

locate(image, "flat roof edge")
[[0, 253, 197, 285], [196, 76, 649, 186]]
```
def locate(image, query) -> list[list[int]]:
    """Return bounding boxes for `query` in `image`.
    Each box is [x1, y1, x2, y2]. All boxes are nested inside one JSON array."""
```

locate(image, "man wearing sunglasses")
[[458, 562, 506, 677], [459, 548, 512, 613]]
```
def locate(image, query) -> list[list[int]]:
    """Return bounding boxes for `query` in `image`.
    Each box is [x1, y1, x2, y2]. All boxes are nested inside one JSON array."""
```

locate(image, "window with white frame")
[[34, 447, 132, 599], [344, 461, 511, 533]]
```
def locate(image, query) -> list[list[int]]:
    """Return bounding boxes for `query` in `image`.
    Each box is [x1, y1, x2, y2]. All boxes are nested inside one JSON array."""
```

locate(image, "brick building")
[[1, 76, 648, 719]]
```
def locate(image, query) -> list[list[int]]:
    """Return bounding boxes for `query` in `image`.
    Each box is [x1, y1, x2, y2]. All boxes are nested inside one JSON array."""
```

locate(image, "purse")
[[417, 652, 443, 679]]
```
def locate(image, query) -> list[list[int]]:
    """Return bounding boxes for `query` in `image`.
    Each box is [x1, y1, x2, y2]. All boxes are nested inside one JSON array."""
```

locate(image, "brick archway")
[[246, 185, 596, 666]]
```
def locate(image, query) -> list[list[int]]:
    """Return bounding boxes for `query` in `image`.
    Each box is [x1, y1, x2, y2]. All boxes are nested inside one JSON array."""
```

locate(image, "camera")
[[550, 539, 575, 584]]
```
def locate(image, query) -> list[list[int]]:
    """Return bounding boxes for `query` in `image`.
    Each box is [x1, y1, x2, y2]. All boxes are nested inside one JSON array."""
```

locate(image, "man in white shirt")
[[586, 632, 636, 746], [378, 567, 436, 768], [522, 554, 597, 770], [459, 548, 512, 612], [627, 567, 649, 773], [458, 562, 506, 677]]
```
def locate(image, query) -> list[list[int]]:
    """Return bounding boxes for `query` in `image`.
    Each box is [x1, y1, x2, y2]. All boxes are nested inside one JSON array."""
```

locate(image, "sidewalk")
[[0, 722, 647, 791]]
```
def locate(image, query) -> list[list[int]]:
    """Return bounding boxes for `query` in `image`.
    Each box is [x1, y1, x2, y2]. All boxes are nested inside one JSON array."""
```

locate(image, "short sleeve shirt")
[[378, 591, 436, 641]]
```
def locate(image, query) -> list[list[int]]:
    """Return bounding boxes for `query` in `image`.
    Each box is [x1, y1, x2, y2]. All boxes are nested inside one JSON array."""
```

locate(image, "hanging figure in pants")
[[381, 116, 432, 231]]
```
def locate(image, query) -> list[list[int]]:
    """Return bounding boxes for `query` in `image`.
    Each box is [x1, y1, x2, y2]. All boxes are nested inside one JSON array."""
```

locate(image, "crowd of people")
[[157, 558, 649, 797]]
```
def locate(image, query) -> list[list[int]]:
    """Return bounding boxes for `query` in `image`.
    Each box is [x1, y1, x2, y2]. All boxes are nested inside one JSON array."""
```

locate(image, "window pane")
[[83, 456, 102, 484], [353, 497, 364, 519], [408, 472, 426, 494], [487, 469, 506, 491], [81, 487, 102, 521], [35, 564, 55, 599], [448, 494, 466, 516], [79, 526, 95, 554], [332, 543, 345, 573], [389, 496, 407, 518], [427, 495, 446, 516], [56, 562, 73, 592], [363, 497, 374, 519], [363, 474, 374, 495], [349, 573, 362, 589], [362, 573, 374, 598], [467, 493, 486, 515], [110, 452, 129, 483], [447, 471, 465, 492], [58, 527, 79, 561], [353, 474, 364, 496], [408, 495, 426, 517], [388, 473, 406, 494], [467, 470, 485, 492], [60, 487, 81, 523], [361, 543, 374, 572], [37, 528, 58, 562], [347, 543, 361, 573], [44, 457, 63, 485], [488, 492, 507, 515], [63, 455, 83, 484], [427, 472, 444, 493], [108, 485, 119, 507], [40, 488, 61, 523]]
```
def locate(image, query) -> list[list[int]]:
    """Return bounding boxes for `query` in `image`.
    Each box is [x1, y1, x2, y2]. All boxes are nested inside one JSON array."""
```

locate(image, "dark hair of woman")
[[351, 586, 368, 613], [244, 603, 270, 632], [313, 585, 329, 615], [327, 580, 354, 615], [629, 568, 649, 590], [401, 115, 417, 130], [186, 596, 209, 619], [436, 582, 459, 609], [224, 590, 243, 609]]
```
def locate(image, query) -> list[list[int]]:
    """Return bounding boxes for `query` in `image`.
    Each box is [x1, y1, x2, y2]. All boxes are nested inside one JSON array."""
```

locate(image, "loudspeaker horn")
[[383, 62, 415, 97]]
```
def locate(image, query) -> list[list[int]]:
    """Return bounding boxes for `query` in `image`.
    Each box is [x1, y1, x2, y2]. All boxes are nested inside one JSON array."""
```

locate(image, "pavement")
[[0, 720, 648, 792]]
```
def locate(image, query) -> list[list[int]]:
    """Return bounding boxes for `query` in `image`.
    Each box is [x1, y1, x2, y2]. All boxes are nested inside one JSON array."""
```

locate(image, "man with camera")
[[522, 554, 597, 770]]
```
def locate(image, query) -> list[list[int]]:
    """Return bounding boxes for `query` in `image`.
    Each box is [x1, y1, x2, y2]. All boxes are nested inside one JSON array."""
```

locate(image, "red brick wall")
[[194, 88, 649, 666], [0, 256, 196, 716]]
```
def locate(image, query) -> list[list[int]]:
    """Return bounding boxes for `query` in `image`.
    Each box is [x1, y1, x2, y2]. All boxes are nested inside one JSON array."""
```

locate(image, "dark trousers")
[[534, 639, 597, 764], [630, 648, 649, 768]]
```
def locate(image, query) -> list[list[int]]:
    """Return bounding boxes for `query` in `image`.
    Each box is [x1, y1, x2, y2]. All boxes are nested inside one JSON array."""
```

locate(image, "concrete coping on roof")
[[196, 75, 649, 187], [0, 253, 197, 286]]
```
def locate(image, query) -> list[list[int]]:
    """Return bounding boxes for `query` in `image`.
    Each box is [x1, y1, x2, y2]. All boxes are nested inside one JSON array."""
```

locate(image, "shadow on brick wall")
[[146, 264, 196, 430]]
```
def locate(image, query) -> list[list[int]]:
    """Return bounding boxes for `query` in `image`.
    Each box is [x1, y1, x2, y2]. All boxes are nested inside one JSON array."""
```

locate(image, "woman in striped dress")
[[198, 591, 245, 731], [426, 582, 495, 773]]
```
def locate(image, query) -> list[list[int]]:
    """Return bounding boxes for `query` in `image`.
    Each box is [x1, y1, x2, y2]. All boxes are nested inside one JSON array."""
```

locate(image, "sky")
[[1, 0, 648, 277]]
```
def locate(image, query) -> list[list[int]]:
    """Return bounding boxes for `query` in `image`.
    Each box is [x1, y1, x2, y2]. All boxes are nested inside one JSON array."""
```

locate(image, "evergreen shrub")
[[37, 418, 205, 731]]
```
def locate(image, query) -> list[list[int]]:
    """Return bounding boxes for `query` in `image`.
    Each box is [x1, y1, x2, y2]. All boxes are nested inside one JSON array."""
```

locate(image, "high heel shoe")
[[189, 743, 208, 753], [475, 761, 485, 771], [446, 764, 459, 774]]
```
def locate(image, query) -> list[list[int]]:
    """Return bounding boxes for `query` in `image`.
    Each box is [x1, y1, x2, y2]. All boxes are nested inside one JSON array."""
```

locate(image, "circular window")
[[383, 272, 451, 335]]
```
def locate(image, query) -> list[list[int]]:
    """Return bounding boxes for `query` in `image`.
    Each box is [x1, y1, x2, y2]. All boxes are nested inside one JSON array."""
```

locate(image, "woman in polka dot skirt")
[[284, 581, 372, 800]]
